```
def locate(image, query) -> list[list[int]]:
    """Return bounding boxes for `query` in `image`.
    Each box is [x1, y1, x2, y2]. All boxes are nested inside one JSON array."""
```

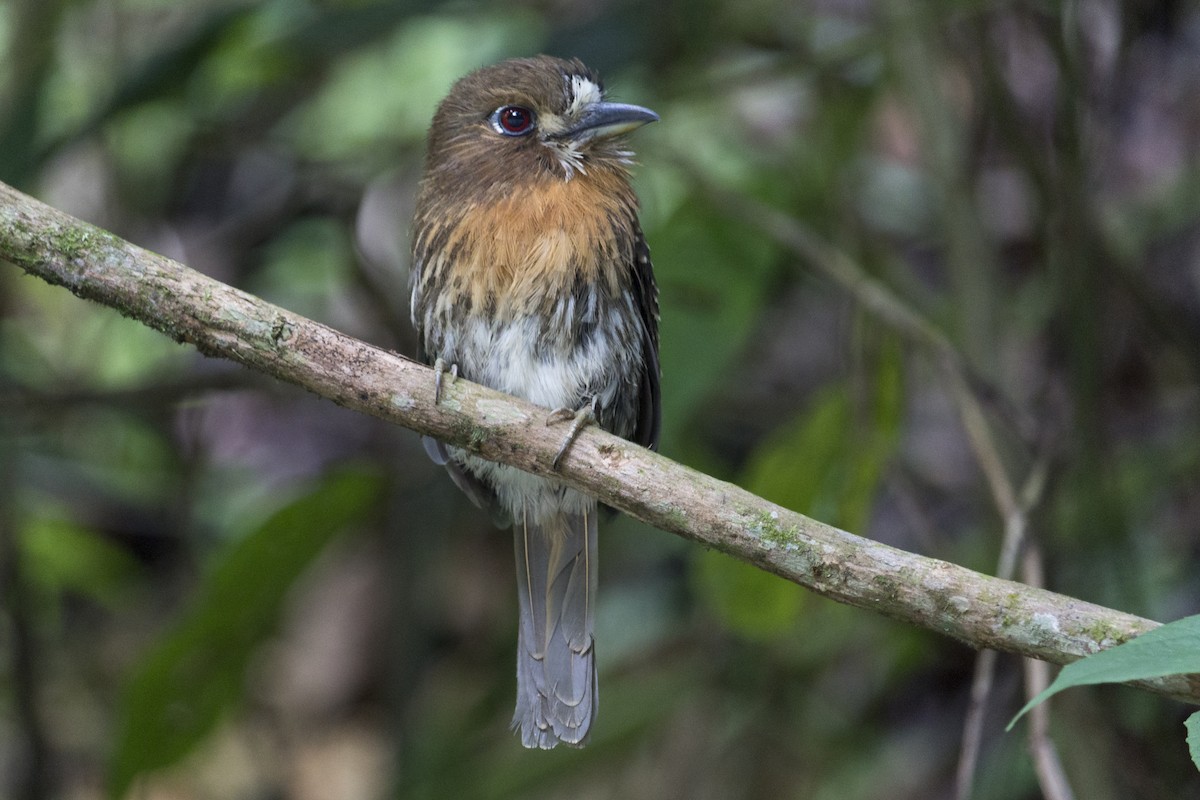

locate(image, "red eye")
[[494, 106, 535, 136]]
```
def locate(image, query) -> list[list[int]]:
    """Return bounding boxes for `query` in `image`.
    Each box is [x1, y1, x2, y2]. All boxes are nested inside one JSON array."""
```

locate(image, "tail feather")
[[512, 504, 598, 748]]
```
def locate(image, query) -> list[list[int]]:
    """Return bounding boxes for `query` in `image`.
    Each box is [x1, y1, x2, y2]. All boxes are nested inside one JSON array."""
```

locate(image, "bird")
[[409, 55, 661, 749]]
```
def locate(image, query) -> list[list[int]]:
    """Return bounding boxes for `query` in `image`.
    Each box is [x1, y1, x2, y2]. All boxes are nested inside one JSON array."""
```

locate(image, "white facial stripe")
[[568, 76, 603, 115]]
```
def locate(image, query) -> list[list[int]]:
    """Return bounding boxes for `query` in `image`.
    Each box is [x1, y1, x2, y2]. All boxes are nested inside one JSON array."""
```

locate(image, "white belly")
[[434, 308, 634, 522], [460, 315, 617, 412]]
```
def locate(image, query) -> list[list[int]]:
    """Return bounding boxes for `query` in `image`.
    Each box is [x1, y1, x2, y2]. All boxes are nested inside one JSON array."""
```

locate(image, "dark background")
[[1, 0, 1199, 798]]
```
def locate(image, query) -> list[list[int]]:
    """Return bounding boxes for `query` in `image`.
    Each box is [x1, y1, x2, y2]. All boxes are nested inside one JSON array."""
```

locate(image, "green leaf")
[[1007, 614, 1200, 731], [107, 469, 381, 799], [743, 385, 850, 519], [650, 200, 776, 448], [741, 338, 902, 533], [693, 548, 806, 640], [21, 517, 142, 608], [4, 277, 185, 390], [699, 343, 902, 639], [1187, 712, 1199, 773], [248, 218, 355, 318], [284, 13, 544, 161]]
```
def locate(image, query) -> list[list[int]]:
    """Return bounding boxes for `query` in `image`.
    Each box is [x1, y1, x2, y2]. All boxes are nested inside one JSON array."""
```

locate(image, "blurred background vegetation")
[[2, 0, 1199, 798]]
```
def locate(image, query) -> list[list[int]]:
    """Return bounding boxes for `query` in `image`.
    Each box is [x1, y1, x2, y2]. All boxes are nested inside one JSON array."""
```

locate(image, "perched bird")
[[409, 55, 660, 748]]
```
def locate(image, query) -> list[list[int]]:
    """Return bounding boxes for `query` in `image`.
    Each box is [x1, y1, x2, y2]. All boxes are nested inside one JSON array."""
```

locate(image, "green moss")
[[54, 225, 95, 260], [468, 425, 490, 450], [754, 509, 802, 549], [1082, 620, 1127, 646], [994, 592, 1024, 628]]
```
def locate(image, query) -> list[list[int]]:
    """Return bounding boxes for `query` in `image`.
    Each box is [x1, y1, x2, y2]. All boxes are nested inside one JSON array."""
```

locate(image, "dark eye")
[[492, 105, 535, 136]]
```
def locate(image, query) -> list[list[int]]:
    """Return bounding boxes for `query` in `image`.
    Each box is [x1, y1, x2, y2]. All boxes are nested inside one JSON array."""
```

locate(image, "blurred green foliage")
[[109, 470, 381, 798], [1, 0, 1199, 799], [21, 515, 143, 611]]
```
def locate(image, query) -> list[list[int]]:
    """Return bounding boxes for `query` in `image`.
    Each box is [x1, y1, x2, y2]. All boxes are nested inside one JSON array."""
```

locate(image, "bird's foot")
[[546, 397, 599, 469], [433, 357, 459, 405]]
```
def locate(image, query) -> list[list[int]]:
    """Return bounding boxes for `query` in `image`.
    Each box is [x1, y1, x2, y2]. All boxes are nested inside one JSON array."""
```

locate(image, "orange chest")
[[433, 175, 636, 316]]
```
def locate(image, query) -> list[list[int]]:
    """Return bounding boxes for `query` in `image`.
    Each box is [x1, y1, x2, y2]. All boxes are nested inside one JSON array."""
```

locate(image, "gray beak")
[[558, 102, 659, 142]]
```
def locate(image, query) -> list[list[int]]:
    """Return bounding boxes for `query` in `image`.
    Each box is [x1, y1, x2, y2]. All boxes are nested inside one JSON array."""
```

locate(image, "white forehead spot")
[[568, 75, 603, 113]]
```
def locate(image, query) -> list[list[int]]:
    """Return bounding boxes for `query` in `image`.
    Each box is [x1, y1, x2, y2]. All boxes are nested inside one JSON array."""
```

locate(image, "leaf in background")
[[248, 217, 355, 319], [742, 337, 902, 533], [842, 336, 903, 534], [4, 277, 185, 390], [31, 409, 178, 509], [1007, 614, 1200, 731], [21, 516, 142, 609], [31, 6, 254, 172], [283, 12, 543, 161], [693, 548, 806, 641], [694, 389, 843, 638], [699, 342, 901, 638], [107, 469, 381, 799], [746, 386, 852, 522], [651, 200, 776, 448]]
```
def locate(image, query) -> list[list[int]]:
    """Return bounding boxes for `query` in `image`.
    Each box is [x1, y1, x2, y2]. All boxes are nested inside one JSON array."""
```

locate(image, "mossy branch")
[[2, 180, 1196, 706]]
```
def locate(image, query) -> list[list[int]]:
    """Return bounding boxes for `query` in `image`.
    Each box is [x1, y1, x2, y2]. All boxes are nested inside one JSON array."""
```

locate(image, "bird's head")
[[422, 56, 658, 192]]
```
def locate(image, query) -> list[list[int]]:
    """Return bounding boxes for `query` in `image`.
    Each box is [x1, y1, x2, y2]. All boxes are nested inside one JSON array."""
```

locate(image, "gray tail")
[[512, 504, 598, 748]]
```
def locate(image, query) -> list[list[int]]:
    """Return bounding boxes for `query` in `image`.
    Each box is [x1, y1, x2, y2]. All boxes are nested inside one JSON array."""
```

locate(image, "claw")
[[433, 358, 459, 404], [547, 397, 599, 469]]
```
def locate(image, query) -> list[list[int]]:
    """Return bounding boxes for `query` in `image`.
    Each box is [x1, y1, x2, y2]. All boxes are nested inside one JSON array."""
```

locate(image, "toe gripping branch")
[[432, 357, 459, 404], [430, 359, 596, 470], [547, 397, 599, 469]]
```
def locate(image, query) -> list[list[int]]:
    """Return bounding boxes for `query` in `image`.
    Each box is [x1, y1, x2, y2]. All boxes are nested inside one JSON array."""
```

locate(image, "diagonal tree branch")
[[2, 179, 1197, 706], [676, 152, 1081, 798]]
